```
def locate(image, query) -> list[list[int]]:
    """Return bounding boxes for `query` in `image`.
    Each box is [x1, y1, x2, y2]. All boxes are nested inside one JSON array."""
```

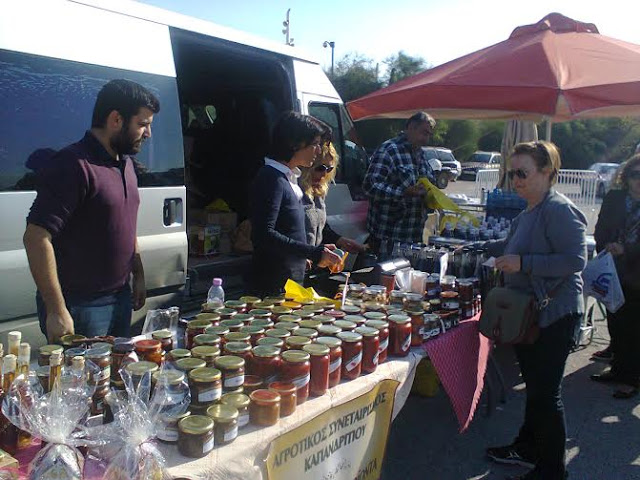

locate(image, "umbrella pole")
[[545, 119, 553, 141]]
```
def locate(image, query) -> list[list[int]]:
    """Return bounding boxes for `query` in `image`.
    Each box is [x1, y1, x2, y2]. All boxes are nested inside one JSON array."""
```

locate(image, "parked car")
[[588, 162, 620, 197], [422, 147, 461, 181], [461, 151, 502, 180]]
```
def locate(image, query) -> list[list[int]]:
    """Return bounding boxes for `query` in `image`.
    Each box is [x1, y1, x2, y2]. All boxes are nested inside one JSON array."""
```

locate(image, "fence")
[[474, 168, 600, 228]]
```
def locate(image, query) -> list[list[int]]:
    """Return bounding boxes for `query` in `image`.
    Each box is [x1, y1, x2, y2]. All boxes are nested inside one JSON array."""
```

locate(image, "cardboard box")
[[206, 212, 237, 233], [188, 225, 221, 256]]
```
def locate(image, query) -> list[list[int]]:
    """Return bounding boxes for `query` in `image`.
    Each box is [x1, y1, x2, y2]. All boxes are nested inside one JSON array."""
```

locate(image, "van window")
[[308, 102, 368, 199], [0, 49, 184, 191]]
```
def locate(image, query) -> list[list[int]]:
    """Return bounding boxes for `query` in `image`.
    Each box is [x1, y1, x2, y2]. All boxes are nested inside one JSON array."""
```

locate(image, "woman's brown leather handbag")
[[479, 287, 542, 344]]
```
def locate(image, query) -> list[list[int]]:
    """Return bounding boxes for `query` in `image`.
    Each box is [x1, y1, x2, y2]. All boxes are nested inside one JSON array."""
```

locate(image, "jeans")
[[609, 287, 640, 383], [514, 313, 580, 479], [37, 284, 132, 338]]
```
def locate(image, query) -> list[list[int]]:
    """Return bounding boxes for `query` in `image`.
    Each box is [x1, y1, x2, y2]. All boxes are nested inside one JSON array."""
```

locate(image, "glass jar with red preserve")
[[239, 325, 265, 346], [285, 335, 311, 351], [195, 312, 221, 326], [256, 337, 284, 349], [364, 320, 389, 364], [316, 337, 342, 387], [134, 339, 164, 366], [324, 309, 345, 320], [234, 313, 254, 325], [220, 318, 243, 332], [224, 300, 247, 313], [333, 320, 357, 332], [313, 315, 335, 325], [194, 333, 221, 348], [406, 310, 425, 347], [223, 342, 253, 366], [249, 389, 280, 426], [280, 350, 311, 405], [388, 314, 412, 357], [336, 331, 363, 381], [268, 382, 296, 417], [302, 344, 330, 397], [151, 330, 173, 352], [224, 331, 251, 346], [186, 319, 214, 349], [249, 345, 281, 384], [354, 326, 380, 374], [317, 324, 341, 338]]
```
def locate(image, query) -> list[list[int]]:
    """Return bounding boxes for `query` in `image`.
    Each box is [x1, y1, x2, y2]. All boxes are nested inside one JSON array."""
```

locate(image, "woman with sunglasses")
[[484, 141, 587, 480], [248, 112, 341, 297], [591, 153, 640, 399], [299, 142, 366, 256]]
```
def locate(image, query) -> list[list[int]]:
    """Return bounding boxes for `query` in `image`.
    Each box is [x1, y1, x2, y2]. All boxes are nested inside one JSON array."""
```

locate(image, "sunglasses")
[[507, 169, 529, 180], [628, 170, 640, 180], [314, 164, 335, 173]]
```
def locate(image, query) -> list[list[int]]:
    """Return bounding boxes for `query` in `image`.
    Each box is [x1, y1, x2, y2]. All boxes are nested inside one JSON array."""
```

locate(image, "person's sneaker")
[[487, 443, 536, 468], [591, 347, 613, 362]]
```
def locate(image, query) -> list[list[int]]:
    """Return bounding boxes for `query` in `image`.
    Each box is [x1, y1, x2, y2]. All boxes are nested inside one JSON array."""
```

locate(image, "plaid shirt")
[[363, 133, 435, 244]]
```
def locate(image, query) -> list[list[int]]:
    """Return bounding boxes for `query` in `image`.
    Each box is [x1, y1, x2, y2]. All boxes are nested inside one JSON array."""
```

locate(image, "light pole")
[[323, 41, 335, 78], [282, 9, 294, 46]]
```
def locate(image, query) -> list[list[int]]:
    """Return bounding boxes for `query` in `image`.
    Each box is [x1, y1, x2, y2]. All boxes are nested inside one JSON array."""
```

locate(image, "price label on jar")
[[157, 427, 178, 442], [372, 351, 379, 366], [224, 374, 244, 388], [329, 357, 342, 373], [238, 413, 249, 428], [401, 335, 411, 353], [199, 387, 222, 403], [224, 425, 239, 443], [203, 436, 214, 454], [291, 373, 310, 389], [345, 352, 362, 371], [378, 338, 388, 354]]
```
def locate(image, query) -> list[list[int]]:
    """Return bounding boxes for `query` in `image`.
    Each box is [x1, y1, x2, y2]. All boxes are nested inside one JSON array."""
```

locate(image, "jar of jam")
[[242, 375, 263, 395], [280, 350, 311, 404], [151, 330, 173, 352], [406, 310, 425, 347], [249, 345, 281, 383], [264, 296, 285, 306], [324, 310, 345, 321], [341, 305, 361, 315], [158, 411, 190, 444], [111, 342, 137, 385], [440, 291, 460, 311], [207, 404, 239, 445], [220, 392, 250, 428], [274, 321, 299, 334], [343, 315, 366, 326], [256, 337, 284, 349], [429, 299, 441, 312], [317, 324, 341, 337], [311, 315, 333, 326], [188, 367, 222, 406], [91, 383, 110, 415], [299, 319, 321, 330], [425, 274, 440, 299], [461, 301, 474, 320], [191, 345, 221, 367], [345, 284, 365, 306], [124, 361, 158, 389], [316, 337, 342, 387], [214, 355, 245, 393], [224, 331, 251, 345], [355, 326, 380, 374], [403, 293, 424, 312], [220, 318, 243, 332], [249, 389, 281, 426], [388, 314, 412, 357], [195, 312, 221, 326], [134, 339, 164, 366], [193, 334, 221, 348], [364, 320, 389, 364], [336, 331, 363, 381], [363, 301, 384, 312], [234, 313, 254, 326], [285, 335, 312, 350], [64, 346, 87, 367], [293, 327, 318, 341], [175, 357, 207, 374], [239, 296, 261, 310], [168, 348, 192, 363], [302, 344, 330, 397], [249, 309, 273, 320], [38, 344, 64, 367], [315, 300, 336, 311], [423, 313, 442, 340], [254, 300, 275, 310], [250, 318, 274, 330], [265, 328, 291, 341], [224, 300, 247, 314], [223, 342, 253, 366], [178, 415, 214, 458], [152, 369, 186, 393], [333, 320, 357, 332], [86, 346, 112, 386], [389, 290, 406, 307], [457, 280, 474, 302], [186, 319, 214, 349], [282, 301, 302, 310], [362, 286, 381, 304], [440, 275, 457, 292], [298, 310, 316, 320], [239, 325, 265, 345], [278, 314, 302, 324], [177, 317, 189, 349], [271, 306, 293, 319], [268, 382, 296, 417], [217, 308, 238, 321], [60, 334, 86, 350]]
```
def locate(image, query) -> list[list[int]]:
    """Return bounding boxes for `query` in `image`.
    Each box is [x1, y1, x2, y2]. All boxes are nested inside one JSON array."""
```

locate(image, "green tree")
[[330, 53, 382, 103], [383, 51, 428, 85]]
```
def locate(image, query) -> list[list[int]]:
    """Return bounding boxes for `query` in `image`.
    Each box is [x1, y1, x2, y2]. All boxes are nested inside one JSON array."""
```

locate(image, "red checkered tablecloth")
[[423, 313, 491, 432]]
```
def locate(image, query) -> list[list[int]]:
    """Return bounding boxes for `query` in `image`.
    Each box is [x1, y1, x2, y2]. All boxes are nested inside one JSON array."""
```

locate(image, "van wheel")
[[436, 173, 449, 189]]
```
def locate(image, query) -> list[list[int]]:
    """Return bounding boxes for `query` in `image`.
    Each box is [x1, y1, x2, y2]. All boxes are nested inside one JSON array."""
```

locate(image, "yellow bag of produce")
[[417, 177, 479, 228], [285, 279, 339, 308]]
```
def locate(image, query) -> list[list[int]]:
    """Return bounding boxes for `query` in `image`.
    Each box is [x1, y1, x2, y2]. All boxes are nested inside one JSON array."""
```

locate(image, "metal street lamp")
[[323, 41, 335, 78], [282, 9, 294, 46]]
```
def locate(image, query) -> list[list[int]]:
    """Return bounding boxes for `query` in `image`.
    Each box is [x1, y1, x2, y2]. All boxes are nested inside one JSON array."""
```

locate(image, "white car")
[[422, 147, 462, 187], [588, 162, 620, 197]]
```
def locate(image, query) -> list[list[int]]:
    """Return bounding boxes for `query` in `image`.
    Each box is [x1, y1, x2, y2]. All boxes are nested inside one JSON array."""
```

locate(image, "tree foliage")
[[383, 51, 429, 85], [329, 53, 382, 103]]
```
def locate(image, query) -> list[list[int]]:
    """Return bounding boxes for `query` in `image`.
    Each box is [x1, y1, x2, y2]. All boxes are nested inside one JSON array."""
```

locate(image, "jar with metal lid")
[[189, 367, 222, 406], [336, 331, 363, 381], [362, 301, 384, 312], [317, 324, 341, 337], [265, 328, 291, 341], [323, 310, 344, 320], [285, 335, 312, 351], [362, 286, 381, 304], [302, 344, 330, 397], [254, 300, 275, 310], [91, 383, 110, 416], [64, 346, 87, 367], [224, 300, 247, 313], [313, 314, 335, 325], [422, 314, 442, 340], [294, 327, 318, 340], [239, 325, 265, 345], [278, 314, 302, 324], [313, 300, 334, 311], [345, 283, 365, 306], [205, 326, 231, 349], [151, 330, 173, 352], [341, 305, 362, 315], [207, 404, 239, 445], [178, 415, 214, 457], [194, 333, 221, 348], [214, 355, 245, 393], [461, 301, 474, 320], [177, 317, 190, 349], [195, 312, 221, 325], [403, 293, 424, 312], [363, 311, 386, 322], [301, 305, 324, 315], [223, 342, 253, 365], [239, 296, 261, 310], [249, 389, 281, 426], [389, 290, 406, 307], [316, 336, 342, 387], [440, 275, 457, 292], [440, 291, 460, 310], [224, 331, 251, 345], [220, 392, 250, 428], [134, 339, 164, 366], [333, 320, 357, 332], [38, 344, 64, 367], [425, 273, 440, 299], [388, 314, 412, 357], [280, 350, 311, 404], [175, 357, 207, 373], [257, 337, 284, 349], [263, 296, 285, 306], [86, 346, 112, 386], [267, 382, 296, 417], [186, 319, 214, 349], [242, 375, 263, 395], [220, 318, 243, 332], [152, 369, 186, 393], [364, 320, 390, 364], [429, 299, 441, 312], [249, 345, 281, 383], [249, 309, 273, 320], [233, 313, 254, 326], [60, 334, 86, 350], [274, 321, 299, 334], [299, 319, 321, 330], [111, 342, 137, 384], [191, 345, 221, 367], [158, 411, 190, 443], [406, 310, 425, 347], [457, 280, 474, 302], [216, 308, 238, 321], [354, 326, 380, 374], [271, 306, 293, 319], [282, 301, 302, 311], [168, 348, 191, 363], [297, 310, 315, 320], [343, 315, 366, 326], [250, 318, 275, 330], [124, 361, 159, 389]]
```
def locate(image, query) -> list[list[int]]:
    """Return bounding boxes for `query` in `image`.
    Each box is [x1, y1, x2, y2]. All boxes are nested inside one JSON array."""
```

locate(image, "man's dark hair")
[[269, 111, 325, 163], [91, 79, 160, 128], [406, 111, 436, 129]]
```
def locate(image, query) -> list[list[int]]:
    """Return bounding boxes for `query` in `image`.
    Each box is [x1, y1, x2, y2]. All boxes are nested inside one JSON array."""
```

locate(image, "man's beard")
[[111, 124, 142, 156]]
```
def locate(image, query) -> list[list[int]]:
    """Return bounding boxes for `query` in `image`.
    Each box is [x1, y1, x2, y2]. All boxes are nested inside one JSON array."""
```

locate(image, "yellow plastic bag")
[[205, 198, 232, 213], [284, 279, 339, 308], [411, 358, 440, 397], [417, 177, 479, 229]]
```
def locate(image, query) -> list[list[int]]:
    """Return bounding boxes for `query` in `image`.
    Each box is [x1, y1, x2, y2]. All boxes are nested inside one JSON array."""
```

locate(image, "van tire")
[[436, 173, 449, 189]]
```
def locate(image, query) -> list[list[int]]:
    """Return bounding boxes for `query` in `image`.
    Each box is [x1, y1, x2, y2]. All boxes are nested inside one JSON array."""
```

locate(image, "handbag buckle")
[[538, 298, 550, 309]]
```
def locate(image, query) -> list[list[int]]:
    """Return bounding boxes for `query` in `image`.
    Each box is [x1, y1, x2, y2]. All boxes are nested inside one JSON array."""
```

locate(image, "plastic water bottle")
[[207, 278, 225, 309]]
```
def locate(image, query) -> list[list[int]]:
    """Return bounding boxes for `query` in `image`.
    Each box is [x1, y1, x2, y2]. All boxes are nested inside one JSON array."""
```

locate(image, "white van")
[[0, 0, 368, 340]]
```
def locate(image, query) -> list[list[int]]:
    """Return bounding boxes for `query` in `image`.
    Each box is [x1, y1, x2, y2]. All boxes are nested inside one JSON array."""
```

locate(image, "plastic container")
[[207, 277, 225, 309]]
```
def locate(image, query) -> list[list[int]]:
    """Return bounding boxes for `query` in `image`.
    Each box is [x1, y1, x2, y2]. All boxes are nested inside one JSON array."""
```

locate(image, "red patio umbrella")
[[347, 13, 640, 124]]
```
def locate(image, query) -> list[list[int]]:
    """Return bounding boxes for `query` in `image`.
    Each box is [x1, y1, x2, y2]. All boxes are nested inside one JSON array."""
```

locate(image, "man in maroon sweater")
[[23, 79, 160, 342]]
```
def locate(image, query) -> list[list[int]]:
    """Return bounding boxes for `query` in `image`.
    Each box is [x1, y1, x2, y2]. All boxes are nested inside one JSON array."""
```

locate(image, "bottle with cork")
[[7, 332, 20, 357], [48, 351, 63, 393], [0, 354, 18, 454], [16, 343, 32, 449]]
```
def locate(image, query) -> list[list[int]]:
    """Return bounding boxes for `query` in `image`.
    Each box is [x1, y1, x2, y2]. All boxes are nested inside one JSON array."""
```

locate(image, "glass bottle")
[[7, 331, 21, 357], [0, 354, 18, 454], [17, 343, 30, 377], [48, 351, 63, 393]]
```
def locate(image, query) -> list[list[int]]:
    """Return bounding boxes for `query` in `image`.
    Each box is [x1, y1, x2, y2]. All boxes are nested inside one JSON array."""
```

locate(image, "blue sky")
[[137, 0, 640, 73]]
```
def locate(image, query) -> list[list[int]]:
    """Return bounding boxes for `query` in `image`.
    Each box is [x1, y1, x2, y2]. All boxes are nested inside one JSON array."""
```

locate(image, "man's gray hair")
[[406, 111, 436, 129]]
